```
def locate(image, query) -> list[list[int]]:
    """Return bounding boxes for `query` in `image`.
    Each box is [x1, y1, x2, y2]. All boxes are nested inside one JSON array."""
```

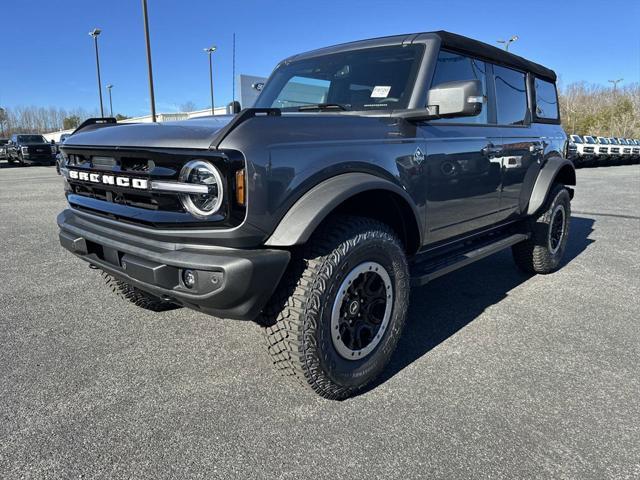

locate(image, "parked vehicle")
[[5, 134, 57, 166], [595, 137, 610, 163], [57, 31, 575, 399], [569, 135, 588, 166], [607, 137, 622, 162], [55, 133, 72, 174], [0, 138, 8, 160], [581, 135, 598, 165]]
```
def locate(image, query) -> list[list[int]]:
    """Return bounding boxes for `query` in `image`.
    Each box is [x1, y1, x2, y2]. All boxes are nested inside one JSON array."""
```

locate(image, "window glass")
[[571, 135, 583, 144], [534, 78, 559, 120], [272, 76, 330, 109], [429, 50, 487, 124], [584, 136, 596, 144], [494, 65, 528, 125], [256, 45, 423, 111]]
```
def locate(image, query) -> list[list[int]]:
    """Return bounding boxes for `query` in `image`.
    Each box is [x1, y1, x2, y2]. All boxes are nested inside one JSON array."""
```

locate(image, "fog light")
[[183, 269, 196, 288]]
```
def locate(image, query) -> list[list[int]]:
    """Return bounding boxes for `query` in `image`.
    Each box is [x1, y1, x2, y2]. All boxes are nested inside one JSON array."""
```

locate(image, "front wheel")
[[512, 184, 571, 274], [261, 215, 410, 400]]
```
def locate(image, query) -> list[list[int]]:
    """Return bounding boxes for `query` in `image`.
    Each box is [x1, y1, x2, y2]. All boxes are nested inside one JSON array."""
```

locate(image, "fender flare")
[[264, 172, 422, 247], [526, 157, 576, 215]]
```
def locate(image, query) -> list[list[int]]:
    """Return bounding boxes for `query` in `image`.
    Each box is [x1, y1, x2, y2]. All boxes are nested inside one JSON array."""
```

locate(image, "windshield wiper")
[[298, 103, 348, 112]]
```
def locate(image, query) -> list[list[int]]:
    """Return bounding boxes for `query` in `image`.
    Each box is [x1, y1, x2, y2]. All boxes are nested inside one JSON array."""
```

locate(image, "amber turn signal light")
[[235, 168, 246, 206]]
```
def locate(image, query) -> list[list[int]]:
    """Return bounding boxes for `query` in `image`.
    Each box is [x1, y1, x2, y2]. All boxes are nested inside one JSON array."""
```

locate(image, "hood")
[[64, 115, 235, 150]]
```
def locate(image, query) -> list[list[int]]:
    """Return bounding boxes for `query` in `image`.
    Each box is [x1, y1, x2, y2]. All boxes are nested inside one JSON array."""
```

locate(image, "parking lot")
[[0, 162, 638, 479]]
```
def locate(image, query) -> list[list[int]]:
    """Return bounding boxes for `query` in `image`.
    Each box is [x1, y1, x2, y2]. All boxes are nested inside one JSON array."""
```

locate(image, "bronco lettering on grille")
[[68, 170, 149, 190]]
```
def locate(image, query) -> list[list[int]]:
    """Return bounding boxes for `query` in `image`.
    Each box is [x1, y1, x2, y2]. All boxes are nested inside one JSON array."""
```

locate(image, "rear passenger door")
[[418, 51, 504, 244], [492, 65, 543, 219]]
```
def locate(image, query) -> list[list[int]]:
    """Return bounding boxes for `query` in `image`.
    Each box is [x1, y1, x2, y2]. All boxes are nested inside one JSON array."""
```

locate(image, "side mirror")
[[227, 101, 241, 114], [397, 79, 485, 121], [427, 79, 484, 118]]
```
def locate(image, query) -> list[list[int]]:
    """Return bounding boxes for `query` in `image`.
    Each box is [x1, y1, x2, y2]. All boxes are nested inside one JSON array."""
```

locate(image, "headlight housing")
[[21, 146, 29, 154], [178, 160, 224, 218], [51, 145, 57, 154]]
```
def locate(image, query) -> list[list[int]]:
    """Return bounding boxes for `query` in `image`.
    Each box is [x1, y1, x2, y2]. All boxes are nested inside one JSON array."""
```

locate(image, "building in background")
[[238, 74, 267, 108]]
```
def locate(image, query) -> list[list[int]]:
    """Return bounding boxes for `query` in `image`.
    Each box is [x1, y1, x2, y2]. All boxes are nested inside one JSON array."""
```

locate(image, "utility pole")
[[141, 0, 157, 122], [204, 46, 217, 115], [106, 84, 114, 117], [89, 28, 104, 117], [497, 35, 519, 52]]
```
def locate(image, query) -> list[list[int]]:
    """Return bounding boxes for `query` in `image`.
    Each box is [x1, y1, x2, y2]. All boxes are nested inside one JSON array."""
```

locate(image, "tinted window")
[[571, 135, 583, 144], [430, 50, 487, 124], [494, 65, 528, 125], [17, 135, 47, 143], [256, 45, 423, 111], [534, 78, 559, 120]]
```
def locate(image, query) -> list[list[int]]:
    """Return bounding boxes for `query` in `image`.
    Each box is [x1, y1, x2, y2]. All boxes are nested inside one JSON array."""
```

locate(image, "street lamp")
[[204, 46, 217, 116], [608, 78, 623, 93], [497, 35, 519, 52], [89, 28, 104, 117], [106, 84, 114, 117]]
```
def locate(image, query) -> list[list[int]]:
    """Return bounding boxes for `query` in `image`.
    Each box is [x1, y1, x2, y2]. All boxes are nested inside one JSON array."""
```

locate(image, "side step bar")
[[410, 233, 529, 287]]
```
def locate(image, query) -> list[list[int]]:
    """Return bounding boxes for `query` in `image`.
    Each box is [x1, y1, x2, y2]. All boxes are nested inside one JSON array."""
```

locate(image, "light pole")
[[141, 0, 157, 122], [106, 84, 114, 117], [608, 78, 623, 93], [497, 35, 519, 52], [608, 79, 623, 136], [89, 28, 104, 117], [204, 46, 217, 115]]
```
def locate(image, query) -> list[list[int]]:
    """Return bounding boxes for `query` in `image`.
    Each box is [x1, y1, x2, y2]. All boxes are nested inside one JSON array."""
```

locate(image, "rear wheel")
[[261, 215, 410, 400], [512, 184, 571, 274], [101, 271, 180, 312]]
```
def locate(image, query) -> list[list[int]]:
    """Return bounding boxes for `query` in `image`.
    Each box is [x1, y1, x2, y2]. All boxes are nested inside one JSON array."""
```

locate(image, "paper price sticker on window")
[[371, 86, 391, 98]]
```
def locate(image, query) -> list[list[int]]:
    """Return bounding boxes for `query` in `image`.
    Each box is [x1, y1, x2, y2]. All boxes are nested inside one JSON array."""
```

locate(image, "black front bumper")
[[57, 209, 290, 320]]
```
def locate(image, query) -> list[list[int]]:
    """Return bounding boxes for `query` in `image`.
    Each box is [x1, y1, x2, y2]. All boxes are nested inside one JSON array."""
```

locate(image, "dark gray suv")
[[57, 31, 575, 399]]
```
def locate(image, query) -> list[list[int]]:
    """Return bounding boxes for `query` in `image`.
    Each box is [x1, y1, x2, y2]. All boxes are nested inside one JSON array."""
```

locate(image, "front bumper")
[[24, 154, 56, 164], [57, 209, 290, 320]]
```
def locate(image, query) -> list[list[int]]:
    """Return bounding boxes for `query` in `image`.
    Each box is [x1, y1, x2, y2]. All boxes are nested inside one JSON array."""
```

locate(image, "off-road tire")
[[101, 271, 180, 312], [261, 215, 410, 400], [512, 183, 571, 274]]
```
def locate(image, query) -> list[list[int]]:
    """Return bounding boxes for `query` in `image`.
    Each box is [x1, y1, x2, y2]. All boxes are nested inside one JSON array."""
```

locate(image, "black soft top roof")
[[288, 30, 557, 83], [433, 31, 556, 82]]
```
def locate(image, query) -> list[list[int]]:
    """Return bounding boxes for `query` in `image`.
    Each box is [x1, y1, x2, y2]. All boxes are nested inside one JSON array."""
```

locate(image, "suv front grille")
[[584, 147, 594, 153], [61, 146, 246, 228]]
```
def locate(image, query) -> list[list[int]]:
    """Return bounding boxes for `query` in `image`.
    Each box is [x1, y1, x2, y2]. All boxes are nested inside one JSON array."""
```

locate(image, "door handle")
[[482, 144, 503, 157]]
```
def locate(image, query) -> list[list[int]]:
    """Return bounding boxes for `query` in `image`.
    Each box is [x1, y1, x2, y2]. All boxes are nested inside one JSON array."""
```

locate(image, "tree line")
[[559, 82, 639, 138], [0, 106, 128, 137], [0, 82, 638, 138]]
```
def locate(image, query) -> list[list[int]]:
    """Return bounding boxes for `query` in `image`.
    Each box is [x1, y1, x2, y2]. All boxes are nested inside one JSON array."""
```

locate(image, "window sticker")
[[371, 86, 391, 98]]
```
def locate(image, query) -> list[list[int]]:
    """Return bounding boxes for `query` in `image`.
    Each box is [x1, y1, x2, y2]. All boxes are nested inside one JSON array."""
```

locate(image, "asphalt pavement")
[[0, 162, 638, 479]]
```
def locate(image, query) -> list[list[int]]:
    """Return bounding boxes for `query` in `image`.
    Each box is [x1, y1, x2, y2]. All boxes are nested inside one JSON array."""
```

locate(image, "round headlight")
[[179, 160, 224, 218]]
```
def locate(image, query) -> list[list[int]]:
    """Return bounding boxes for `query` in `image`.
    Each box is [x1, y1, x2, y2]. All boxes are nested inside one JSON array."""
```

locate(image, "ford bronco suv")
[[57, 31, 575, 399]]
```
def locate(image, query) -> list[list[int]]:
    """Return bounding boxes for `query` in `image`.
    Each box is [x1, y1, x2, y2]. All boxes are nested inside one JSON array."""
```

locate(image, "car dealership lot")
[[0, 163, 638, 479]]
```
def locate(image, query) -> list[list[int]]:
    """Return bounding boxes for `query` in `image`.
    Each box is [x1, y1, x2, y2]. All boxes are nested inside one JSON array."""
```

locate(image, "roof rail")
[[72, 117, 118, 136]]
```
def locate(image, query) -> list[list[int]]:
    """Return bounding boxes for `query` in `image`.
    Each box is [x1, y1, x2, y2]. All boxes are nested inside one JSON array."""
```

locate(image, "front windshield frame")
[[255, 44, 425, 112], [17, 134, 47, 143]]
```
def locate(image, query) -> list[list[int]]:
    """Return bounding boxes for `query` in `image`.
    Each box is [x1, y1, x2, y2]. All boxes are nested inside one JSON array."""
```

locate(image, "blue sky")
[[1, 0, 638, 117]]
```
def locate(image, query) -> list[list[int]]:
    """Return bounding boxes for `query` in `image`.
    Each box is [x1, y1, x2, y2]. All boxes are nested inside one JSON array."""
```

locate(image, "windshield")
[[17, 135, 47, 143], [571, 135, 583, 144], [609, 138, 618, 144], [597, 137, 608, 144], [255, 45, 424, 112], [584, 136, 596, 144]]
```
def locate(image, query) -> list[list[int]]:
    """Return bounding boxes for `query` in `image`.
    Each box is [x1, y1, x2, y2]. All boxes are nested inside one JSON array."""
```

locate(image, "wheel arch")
[[526, 157, 576, 216], [264, 172, 422, 254]]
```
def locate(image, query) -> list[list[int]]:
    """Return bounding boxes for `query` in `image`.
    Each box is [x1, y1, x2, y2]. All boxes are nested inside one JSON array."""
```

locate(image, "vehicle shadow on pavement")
[[365, 216, 595, 393]]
